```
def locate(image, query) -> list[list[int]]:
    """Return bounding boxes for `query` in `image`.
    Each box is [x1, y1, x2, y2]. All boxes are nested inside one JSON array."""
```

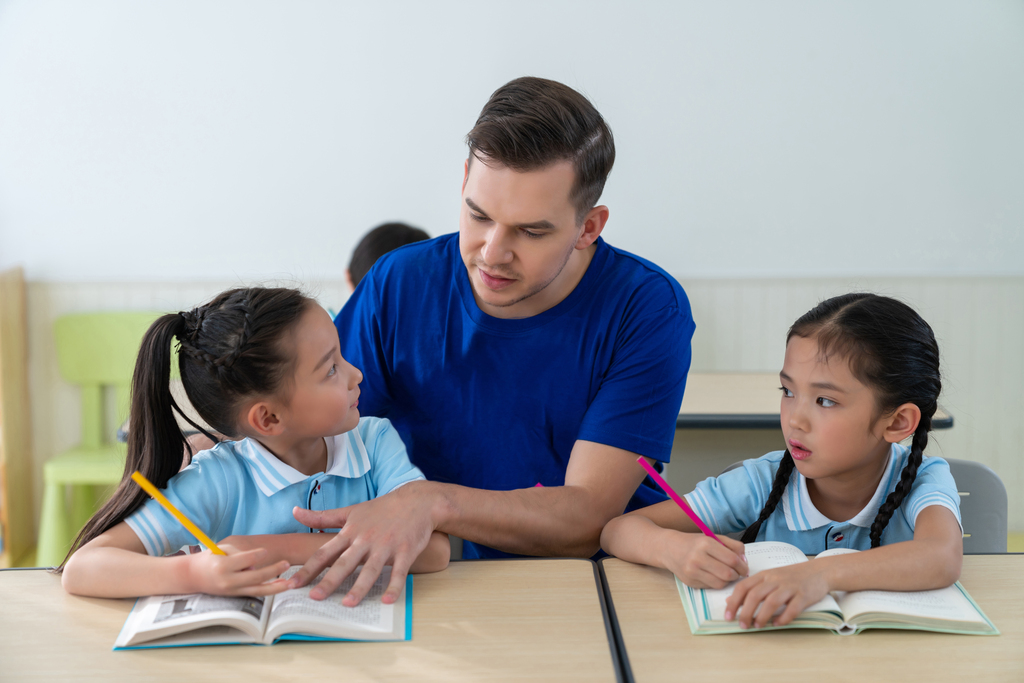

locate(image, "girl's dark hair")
[[60, 287, 312, 568], [740, 293, 941, 548]]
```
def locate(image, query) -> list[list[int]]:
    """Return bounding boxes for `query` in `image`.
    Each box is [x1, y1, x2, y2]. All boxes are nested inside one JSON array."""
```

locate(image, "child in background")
[[601, 293, 962, 629], [62, 287, 448, 604], [346, 222, 430, 291]]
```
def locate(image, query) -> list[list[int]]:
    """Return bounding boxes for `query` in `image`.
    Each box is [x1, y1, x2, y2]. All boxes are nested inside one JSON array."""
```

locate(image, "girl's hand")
[[185, 544, 291, 597], [662, 531, 748, 589], [725, 560, 830, 629]]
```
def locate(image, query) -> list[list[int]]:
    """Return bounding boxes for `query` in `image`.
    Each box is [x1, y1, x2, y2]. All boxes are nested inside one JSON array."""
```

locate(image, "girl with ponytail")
[[601, 294, 963, 629], [61, 287, 448, 603]]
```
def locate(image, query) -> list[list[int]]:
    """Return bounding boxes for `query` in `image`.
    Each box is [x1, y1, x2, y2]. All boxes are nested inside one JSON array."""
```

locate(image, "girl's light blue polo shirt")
[[125, 417, 424, 556], [683, 444, 961, 555]]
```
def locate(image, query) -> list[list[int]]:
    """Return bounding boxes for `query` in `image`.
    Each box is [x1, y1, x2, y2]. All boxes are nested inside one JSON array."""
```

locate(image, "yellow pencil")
[[130, 470, 226, 555]]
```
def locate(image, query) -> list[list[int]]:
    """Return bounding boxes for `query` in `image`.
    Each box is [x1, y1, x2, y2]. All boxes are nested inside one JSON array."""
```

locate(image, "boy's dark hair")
[[740, 293, 942, 548], [466, 76, 615, 223], [60, 287, 312, 568], [349, 222, 430, 287]]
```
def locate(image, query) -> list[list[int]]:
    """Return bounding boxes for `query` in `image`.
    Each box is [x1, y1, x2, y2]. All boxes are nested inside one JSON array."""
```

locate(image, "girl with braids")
[[601, 293, 963, 629], [61, 287, 449, 603]]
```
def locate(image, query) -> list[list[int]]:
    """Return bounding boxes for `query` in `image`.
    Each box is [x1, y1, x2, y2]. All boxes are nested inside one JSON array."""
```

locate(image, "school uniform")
[[125, 417, 424, 556], [684, 443, 961, 555]]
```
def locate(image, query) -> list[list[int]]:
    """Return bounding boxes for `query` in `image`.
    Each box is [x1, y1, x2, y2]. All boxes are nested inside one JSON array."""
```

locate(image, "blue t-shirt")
[[125, 417, 424, 556], [683, 444, 962, 554], [336, 233, 695, 559]]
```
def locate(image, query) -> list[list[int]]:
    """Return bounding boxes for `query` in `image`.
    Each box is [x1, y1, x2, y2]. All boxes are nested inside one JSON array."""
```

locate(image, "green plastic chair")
[[37, 312, 160, 566]]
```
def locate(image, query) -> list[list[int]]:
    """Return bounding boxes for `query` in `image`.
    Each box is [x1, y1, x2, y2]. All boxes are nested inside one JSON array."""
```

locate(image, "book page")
[[815, 547, 859, 560], [267, 566, 395, 639], [115, 593, 269, 647], [699, 542, 839, 620], [838, 583, 987, 624], [152, 595, 265, 624], [744, 541, 811, 573]]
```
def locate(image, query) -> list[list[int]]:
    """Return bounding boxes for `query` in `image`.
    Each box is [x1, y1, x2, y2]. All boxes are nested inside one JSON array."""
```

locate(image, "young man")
[[289, 77, 695, 606]]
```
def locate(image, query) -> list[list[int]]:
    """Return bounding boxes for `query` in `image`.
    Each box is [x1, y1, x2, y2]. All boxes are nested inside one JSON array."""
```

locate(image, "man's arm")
[[288, 440, 653, 604], [440, 440, 652, 557]]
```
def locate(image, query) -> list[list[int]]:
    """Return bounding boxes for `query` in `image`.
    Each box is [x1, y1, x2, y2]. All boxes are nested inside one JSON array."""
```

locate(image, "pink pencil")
[[637, 457, 728, 548]]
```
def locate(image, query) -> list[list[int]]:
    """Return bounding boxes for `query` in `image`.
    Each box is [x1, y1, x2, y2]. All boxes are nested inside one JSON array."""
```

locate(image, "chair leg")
[[70, 485, 99, 537], [38, 482, 71, 568]]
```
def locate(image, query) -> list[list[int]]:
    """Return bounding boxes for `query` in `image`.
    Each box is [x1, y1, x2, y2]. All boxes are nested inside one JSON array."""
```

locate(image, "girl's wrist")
[[175, 553, 204, 594], [812, 555, 844, 592], [655, 527, 691, 571]]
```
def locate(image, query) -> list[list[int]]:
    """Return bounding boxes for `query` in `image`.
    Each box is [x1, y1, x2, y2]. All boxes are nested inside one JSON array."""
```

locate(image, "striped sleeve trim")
[[684, 490, 722, 533], [125, 506, 172, 556], [908, 492, 962, 529]]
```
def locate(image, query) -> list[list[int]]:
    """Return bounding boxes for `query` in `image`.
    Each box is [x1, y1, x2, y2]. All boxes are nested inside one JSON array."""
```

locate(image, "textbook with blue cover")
[[678, 542, 998, 636], [114, 566, 411, 649]]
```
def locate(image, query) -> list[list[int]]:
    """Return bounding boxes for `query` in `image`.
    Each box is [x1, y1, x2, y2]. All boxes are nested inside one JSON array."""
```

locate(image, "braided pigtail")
[[741, 451, 795, 543], [869, 418, 930, 547]]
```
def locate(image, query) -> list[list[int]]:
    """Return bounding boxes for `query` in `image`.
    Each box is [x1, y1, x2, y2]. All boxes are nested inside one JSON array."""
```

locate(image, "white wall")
[[1, 1, 1022, 280]]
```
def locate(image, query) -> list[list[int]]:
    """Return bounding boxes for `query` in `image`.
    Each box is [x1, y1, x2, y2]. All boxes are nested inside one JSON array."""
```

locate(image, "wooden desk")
[[678, 372, 953, 429], [600, 555, 1024, 683], [0, 559, 621, 683]]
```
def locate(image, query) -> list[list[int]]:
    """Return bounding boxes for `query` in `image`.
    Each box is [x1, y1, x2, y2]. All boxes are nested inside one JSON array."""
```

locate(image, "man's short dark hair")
[[348, 222, 430, 287], [466, 76, 615, 223]]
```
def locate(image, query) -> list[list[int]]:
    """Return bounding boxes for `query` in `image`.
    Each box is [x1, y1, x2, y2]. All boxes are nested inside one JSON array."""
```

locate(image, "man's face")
[[459, 157, 588, 319]]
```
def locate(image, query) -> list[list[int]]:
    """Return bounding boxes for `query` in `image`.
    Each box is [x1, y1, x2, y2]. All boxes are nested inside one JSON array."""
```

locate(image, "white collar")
[[238, 429, 372, 497], [782, 443, 901, 530]]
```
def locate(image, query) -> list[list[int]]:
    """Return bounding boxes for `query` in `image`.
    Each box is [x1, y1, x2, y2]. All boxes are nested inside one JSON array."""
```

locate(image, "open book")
[[678, 541, 997, 636], [114, 566, 411, 649]]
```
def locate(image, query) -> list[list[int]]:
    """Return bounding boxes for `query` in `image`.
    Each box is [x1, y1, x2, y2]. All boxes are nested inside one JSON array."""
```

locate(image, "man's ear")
[[245, 401, 284, 437], [462, 158, 470, 192], [882, 402, 922, 444], [345, 269, 355, 293], [575, 205, 609, 250]]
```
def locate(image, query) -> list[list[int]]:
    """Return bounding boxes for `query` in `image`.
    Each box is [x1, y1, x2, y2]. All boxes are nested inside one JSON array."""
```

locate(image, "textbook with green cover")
[[678, 542, 998, 636], [114, 566, 411, 649]]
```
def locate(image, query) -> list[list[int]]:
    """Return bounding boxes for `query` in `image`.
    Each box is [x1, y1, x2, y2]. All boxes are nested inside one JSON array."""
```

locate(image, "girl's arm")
[[600, 500, 748, 588], [409, 531, 450, 573], [61, 522, 291, 599], [222, 531, 450, 573], [726, 505, 963, 629]]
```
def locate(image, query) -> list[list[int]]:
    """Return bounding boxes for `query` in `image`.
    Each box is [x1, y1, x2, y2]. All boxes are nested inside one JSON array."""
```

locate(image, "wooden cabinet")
[[0, 267, 35, 567]]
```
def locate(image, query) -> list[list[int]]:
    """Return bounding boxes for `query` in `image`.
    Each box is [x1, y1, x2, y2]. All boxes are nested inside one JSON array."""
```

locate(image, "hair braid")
[[216, 299, 252, 370], [179, 308, 206, 343], [868, 418, 929, 547], [176, 338, 219, 372], [741, 451, 796, 544]]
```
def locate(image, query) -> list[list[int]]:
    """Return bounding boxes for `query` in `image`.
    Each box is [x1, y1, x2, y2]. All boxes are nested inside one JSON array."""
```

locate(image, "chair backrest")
[[947, 458, 1007, 554], [54, 312, 161, 449], [719, 457, 1008, 553]]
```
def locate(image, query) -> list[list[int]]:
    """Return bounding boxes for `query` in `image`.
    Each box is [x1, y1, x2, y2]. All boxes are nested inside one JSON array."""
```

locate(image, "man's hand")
[[287, 481, 440, 605]]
